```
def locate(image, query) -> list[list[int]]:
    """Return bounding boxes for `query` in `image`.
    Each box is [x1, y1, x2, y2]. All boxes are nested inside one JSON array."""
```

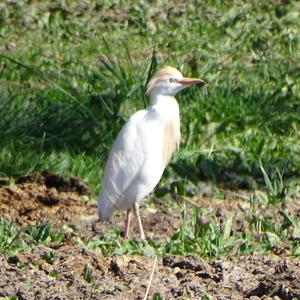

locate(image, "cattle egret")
[[97, 66, 204, 240]]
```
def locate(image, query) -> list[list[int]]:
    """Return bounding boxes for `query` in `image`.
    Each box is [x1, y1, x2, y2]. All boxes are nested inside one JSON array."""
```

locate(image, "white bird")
[[97, 66, 204, 240]]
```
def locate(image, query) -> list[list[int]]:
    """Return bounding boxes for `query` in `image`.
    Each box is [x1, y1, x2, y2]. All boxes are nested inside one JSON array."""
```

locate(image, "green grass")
[[0, 0, 299, 257], [0, 219, 64, 254], [86, 192, 300, 258], [1, 194, 300, 258]]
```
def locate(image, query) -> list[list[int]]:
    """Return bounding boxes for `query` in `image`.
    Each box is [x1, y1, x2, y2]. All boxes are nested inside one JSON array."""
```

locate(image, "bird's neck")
[[149, 94, 178, 108], [149, 93, 181, 163]]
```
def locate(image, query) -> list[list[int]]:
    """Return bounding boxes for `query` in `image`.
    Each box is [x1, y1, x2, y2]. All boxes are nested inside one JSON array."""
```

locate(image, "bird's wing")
[[98, 108, 164, 220]]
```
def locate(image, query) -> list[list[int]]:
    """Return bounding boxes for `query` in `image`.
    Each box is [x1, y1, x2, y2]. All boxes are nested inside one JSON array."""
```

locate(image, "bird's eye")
[[169, 78, 178, 83]]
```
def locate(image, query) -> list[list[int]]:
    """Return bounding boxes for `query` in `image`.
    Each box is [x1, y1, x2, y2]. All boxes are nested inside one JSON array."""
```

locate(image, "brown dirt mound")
[[0, 178, 181, 240], [0, 182, 95, 226]]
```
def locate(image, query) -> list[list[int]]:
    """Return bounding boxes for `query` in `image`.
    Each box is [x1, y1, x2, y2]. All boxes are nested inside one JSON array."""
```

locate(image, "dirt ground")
[[0, 173, 300, 300]]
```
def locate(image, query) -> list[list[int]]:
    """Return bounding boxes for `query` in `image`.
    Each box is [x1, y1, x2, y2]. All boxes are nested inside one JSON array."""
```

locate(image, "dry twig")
[[143, 255, 158, 300]]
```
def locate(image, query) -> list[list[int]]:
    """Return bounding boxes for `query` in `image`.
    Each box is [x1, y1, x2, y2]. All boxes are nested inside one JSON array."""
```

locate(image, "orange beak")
[[178, 77, 205, 85]]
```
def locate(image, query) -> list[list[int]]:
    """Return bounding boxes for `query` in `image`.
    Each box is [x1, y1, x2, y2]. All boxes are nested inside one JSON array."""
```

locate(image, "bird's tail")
[[97, 191, 114, 221]]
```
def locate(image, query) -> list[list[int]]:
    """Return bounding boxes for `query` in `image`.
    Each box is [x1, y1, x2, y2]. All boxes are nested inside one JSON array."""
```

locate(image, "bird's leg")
[[134, 202, 145, 240], [124, 209, 132, 238]]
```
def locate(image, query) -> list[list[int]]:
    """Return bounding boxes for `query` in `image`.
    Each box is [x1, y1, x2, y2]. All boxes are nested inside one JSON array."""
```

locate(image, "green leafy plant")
[[0, 218, 21, 253], [83, 263, 93, 283]]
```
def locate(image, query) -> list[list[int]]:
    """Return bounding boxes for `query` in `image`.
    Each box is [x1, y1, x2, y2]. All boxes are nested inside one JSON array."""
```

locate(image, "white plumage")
[[98, 66, 204, 239]]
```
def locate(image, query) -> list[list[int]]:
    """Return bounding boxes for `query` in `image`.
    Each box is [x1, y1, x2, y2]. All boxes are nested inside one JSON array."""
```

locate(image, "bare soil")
[[0, 174, 300, 300]]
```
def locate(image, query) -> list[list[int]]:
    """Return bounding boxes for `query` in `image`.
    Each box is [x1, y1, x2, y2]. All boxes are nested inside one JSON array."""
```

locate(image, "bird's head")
[[147, 66, 204, 97]]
